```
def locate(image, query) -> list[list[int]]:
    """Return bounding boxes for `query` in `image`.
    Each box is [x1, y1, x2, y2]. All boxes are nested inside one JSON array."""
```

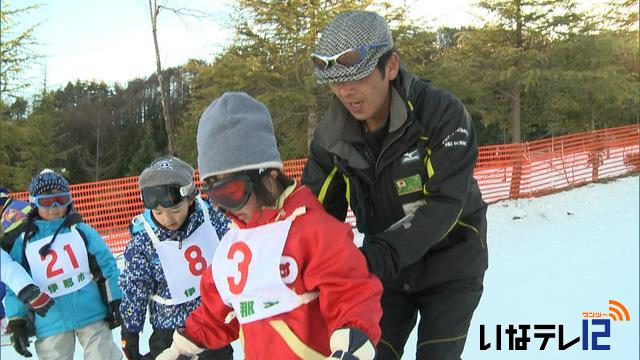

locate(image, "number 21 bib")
[[25, 225, 92, 298]]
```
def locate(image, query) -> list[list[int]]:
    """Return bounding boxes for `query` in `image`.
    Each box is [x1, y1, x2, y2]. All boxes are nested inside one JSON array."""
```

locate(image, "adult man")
[[302, 10, 488, 359]]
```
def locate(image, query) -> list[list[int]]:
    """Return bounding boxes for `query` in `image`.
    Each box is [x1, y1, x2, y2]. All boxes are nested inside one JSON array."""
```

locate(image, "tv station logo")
[[480, 299, 631, 351]]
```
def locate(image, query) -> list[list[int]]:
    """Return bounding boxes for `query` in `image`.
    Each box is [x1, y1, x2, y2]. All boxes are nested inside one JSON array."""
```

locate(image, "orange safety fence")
[[8, 124, 639, 254]]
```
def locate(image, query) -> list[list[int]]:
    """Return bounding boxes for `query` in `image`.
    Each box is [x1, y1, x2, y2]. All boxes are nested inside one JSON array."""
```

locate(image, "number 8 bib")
[[153, 219, 220, 305]]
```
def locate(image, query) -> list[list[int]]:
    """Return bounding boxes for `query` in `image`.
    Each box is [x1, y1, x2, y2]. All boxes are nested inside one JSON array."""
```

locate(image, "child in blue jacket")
[[4, 170, 123, 360], [119, 156, 233, 359]]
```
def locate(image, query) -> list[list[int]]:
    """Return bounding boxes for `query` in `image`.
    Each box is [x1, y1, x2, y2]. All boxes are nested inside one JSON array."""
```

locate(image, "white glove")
[[325, 327, 376, 360], [156, 328, 204, 360]]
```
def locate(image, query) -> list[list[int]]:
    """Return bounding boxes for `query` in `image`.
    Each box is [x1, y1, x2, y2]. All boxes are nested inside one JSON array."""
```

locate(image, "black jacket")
[[302, 68, 487, 290]]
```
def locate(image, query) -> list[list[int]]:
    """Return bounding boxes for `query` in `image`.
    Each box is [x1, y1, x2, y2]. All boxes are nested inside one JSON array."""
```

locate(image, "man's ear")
[[269, 169, 279, 179], [387, 51, 400, 81]]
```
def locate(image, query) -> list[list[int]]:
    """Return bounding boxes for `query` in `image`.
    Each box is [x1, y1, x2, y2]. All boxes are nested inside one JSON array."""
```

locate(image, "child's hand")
[[106, 299, 122, 329], [156, 328, 204, 360], [121, 328, 142, 360], [8, 319, 32, 357], [326, 327, 375, 360], [17, 284, 54, 317]]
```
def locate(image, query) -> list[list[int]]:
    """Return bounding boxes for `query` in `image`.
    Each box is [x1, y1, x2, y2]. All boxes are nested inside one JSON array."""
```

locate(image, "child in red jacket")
[[157, 92, 383, 360]]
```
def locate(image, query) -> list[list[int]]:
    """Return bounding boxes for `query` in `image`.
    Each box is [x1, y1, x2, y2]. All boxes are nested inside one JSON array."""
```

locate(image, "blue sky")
[[16, 0, 232, 93], [13, 0, 602, 96], [13, 0, 486, 92]]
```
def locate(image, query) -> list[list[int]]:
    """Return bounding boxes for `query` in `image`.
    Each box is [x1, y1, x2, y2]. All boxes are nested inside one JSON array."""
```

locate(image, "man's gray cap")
[[139, 156, 195, 190], [314, 10, 393, 84], [197, 92, 283, 181]]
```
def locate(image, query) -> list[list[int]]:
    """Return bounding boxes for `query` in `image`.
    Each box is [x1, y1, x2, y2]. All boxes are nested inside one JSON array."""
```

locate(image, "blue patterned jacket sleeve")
[[205, 199, 230, 239], [77, 222, 123, 302], [119, 229, 153, 334]]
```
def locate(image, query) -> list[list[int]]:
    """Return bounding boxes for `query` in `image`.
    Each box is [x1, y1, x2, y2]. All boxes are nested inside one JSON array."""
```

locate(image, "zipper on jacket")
[[172, 233, 182, 250], [363, 147, 375, 165], [335, 158, 375, 232], [374, 117, 415, 177]]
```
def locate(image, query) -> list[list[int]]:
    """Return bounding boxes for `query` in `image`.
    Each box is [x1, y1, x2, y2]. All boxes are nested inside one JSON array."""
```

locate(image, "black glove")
[[8, 319, 33, 357], [106, 299, 122, 329], [121, 328, 141, 360], [17, 284, 54, 317]]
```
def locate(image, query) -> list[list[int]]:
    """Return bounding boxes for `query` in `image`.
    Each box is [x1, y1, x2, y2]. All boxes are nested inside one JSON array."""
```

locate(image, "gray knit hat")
[[313, 10, 393, 84], [197, 92, 283, 181], [139, 156, 195, 192]]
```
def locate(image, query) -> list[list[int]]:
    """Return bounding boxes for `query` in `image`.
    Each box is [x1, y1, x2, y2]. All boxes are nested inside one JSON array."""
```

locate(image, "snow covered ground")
[[2, 175, 638, 359]]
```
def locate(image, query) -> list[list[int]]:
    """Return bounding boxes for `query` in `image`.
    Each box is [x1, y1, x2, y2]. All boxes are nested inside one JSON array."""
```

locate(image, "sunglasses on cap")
[[311, 43, 389, 71], [141, 185, 186, 209], [202, 173, 259, 212], [29, 192, 72, 209]]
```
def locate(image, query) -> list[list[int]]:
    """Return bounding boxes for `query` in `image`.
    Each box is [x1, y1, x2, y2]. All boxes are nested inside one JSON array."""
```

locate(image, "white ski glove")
[[325, 327, 376, 360], [156, 328, 204, 360]]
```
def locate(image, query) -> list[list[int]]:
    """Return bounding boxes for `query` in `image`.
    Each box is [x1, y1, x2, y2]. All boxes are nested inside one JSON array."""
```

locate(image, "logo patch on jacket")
[[401, 149, 421, 164], [442, 126, 469, 148], [279, 256, 298, 284], [394, 174, 423, 196]]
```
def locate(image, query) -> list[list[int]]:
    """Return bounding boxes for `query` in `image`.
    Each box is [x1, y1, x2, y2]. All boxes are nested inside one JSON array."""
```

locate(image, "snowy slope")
[[456, 175, 639, 360], [2, 175, 638, 359]]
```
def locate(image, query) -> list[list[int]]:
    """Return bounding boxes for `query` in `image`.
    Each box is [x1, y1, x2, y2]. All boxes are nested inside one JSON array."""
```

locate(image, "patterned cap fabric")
[[28, 169, 70, 197], [139, 156, 195, 190], [314, 10, 393, 84]]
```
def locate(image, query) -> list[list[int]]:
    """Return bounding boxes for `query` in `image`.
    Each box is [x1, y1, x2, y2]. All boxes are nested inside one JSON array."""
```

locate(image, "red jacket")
[[184, 184, 382, 359]]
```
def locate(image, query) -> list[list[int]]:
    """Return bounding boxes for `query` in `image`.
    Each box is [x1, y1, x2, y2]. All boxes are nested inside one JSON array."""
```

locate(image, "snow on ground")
[[2, 175, 638, 359], [456, 175, 639, 360]]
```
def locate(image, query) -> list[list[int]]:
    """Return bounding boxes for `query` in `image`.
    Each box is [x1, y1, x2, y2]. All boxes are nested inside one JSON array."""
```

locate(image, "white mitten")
[[156, 328, 204, 360], [326, 327, 375, 360]]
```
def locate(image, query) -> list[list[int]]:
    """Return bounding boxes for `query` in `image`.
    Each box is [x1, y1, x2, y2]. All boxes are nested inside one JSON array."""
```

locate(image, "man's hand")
[[326, 327, 375, 360], [156, 328, 204, 360], [17, 284, 54, 317], [8, 319, 32, 357], [360, 239, 400, 280]]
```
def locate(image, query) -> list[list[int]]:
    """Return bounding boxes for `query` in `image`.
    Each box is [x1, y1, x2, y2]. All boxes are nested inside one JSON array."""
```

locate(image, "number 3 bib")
[[25, 225, 92, 298], [212, 219, 316, 324]]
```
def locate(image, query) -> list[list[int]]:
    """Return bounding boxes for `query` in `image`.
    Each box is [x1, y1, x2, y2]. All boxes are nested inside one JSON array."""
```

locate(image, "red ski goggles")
[[203, 174, 255, 212], [30, 192, 72, 209], [311, 43, 388, 71], [141, 186, 185, 209]]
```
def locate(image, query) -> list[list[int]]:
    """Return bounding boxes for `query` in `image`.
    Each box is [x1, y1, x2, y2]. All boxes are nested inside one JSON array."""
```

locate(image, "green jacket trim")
[[457, 220, 485, 249], [317, 166, 338, 205]]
